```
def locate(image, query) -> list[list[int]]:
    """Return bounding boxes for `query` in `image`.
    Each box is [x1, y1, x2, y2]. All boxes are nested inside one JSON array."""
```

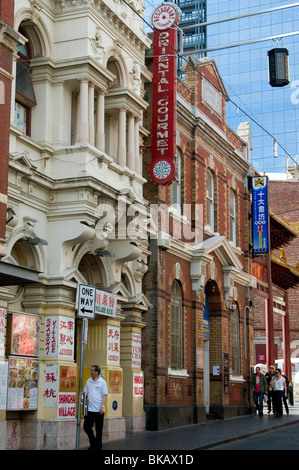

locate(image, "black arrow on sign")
[[80, 307, 93, 314]]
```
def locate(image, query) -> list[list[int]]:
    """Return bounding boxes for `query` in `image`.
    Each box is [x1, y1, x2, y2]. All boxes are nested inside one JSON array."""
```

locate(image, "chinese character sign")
[[133, 372, 143, 398], [107, 326, 120, 365], [43, 364, 58, 407], [95, 290, 117, 318], [44, 316, 75, 359], [0, 308, 6, 356], [252, 176, 269, 255], [132, 333, 141, 368]]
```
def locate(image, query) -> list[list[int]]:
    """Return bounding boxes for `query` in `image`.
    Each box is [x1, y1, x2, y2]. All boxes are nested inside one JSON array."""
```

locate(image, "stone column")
[[78, 78, 89, 143], [120, 304, 147, 433], [135, 118, 141, 174], [95, 90, 105, 152], [117, 108, 126, 166], [127, 113, 135, 171], [88, 82, 95, 145]]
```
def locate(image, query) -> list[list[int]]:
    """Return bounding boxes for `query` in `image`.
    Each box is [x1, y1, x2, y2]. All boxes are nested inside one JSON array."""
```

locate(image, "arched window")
[[14, 32, 36, 135], [231, 302, 241, 376], [229, 189, 237, 244], [171, 280, 183, 370]]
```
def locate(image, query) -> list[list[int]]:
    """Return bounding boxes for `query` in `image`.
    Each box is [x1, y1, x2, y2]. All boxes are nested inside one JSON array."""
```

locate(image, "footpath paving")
[[98, 401, 299, 451]]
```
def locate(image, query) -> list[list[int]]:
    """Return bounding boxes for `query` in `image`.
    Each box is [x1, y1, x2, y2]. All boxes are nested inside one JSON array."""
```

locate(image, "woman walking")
[[272, 368, 287, 417]]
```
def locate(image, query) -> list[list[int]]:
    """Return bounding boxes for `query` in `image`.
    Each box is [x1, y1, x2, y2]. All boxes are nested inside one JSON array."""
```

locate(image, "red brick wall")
[[143, 56, 253, 425]]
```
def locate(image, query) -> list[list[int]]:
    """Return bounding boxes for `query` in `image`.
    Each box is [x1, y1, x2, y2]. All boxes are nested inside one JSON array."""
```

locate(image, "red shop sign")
[[150, 3, 181, 185]]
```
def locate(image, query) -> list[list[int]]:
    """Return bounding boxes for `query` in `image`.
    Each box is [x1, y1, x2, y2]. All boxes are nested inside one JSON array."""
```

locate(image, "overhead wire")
[[124, 0, 299, 170]]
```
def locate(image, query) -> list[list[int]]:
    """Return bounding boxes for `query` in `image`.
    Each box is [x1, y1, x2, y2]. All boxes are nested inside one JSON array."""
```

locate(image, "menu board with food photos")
[[7, 356, 39, 410], [7, 313, 40, 357]]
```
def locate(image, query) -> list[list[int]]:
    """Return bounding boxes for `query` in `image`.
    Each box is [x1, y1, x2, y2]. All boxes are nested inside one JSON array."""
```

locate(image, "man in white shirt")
[[83, 365, 108, 450]]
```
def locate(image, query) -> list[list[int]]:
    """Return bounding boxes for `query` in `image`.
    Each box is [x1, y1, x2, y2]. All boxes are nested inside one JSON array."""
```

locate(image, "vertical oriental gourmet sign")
[[252, 176, 270, 255], [150, 3, 181, 184]]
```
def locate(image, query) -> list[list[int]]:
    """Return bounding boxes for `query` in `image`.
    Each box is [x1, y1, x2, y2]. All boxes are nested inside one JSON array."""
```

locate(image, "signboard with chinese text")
[[252, 176, 269, 255], [58, 365, 77, 419], [44, 316, 75, 359], [107, 326, 120, 365], [44, 363, 58, 407], [133, 372, 143, 398], [252, 262, 263, 281], [0, 308, 6, 356], [132, 333, 142, 368], [150, 3, 181, 184], [95, 289, 117, 318], [7, 356, 39, 410]]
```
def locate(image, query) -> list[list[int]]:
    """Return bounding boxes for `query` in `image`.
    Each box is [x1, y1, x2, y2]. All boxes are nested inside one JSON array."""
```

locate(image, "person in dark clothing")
[[251, 366, 268, 416], [282, 374, 289, 415], [265, 365, 275, 414]]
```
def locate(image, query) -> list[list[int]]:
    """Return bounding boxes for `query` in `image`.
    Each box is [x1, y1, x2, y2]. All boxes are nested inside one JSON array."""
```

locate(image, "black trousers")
[[83, 411, 104, 450], [272, 390, 283, 416]]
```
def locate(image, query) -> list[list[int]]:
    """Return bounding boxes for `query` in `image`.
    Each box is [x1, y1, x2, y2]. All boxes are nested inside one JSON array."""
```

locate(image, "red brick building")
[[142, 56, 256, 430]]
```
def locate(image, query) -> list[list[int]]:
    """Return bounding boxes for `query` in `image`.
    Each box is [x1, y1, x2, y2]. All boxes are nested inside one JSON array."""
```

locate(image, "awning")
[[0, 261, 40, 286], [271, 255, 299, 290], [270, 212, 297, 250]]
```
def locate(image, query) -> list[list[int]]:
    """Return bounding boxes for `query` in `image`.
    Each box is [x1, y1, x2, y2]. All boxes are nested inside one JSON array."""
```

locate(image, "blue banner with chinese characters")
[[252, 176, 269, 255]]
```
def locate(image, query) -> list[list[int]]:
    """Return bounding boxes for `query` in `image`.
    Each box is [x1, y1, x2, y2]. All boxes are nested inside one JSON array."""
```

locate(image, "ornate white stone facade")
[[1, 0, 151, 449]]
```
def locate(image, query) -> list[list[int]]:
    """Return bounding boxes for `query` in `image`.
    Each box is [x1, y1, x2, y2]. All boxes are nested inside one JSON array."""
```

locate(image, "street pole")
[[75, 318, 87, 450]]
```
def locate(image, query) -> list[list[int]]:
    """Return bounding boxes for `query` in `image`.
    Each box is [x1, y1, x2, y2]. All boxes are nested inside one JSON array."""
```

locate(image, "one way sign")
[[77, 284, 96, 319]]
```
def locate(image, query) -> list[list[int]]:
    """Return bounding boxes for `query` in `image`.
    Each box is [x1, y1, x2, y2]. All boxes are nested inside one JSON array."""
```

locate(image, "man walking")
[[83, 365, 108, 450], [251, 366, 268, 416]]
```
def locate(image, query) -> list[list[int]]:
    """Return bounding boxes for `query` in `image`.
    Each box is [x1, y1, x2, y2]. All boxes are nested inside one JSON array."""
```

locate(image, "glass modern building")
[[144, 0, 299, 174], [207, 0, 299, 174]]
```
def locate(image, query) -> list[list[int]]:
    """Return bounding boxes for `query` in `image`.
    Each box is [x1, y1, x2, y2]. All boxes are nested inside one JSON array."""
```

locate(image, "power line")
[[123, 0, 299, 170]]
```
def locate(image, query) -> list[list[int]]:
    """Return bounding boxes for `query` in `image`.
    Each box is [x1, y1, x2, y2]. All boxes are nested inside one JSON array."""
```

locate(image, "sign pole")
[[75, 318, 87, 450]]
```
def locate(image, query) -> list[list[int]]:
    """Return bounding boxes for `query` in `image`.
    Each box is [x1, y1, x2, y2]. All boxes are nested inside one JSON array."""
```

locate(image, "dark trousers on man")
[[253, 391, 264, 415], [83, 411, 104, 450]]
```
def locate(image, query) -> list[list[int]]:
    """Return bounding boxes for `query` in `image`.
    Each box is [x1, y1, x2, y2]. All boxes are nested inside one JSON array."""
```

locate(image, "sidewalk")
[[97, 401, 299, 451]]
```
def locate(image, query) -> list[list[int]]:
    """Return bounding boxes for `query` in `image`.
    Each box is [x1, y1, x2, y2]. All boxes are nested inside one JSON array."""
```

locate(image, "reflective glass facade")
[[206, 0, 299, 174], [144, 0, 299, 174]]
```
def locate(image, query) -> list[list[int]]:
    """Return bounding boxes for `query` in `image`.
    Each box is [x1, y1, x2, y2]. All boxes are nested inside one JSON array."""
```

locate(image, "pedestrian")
[[251, 366, 268, 416], [265, 365, 275, 414], [282, 373, 289, 415], [83, 365, 108, 450], [272, 368, 287, 418]]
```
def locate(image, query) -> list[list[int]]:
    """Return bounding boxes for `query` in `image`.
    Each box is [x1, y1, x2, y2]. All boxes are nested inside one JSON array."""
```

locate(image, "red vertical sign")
[[150, 3, 181, 185]]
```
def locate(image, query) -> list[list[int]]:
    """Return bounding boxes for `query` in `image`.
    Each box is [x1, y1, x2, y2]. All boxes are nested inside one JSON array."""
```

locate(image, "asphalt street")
[[209, 421, 299, 450]]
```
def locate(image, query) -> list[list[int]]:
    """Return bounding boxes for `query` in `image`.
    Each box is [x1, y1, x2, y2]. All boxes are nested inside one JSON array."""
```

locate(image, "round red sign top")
[[151, 3, 181, 31]]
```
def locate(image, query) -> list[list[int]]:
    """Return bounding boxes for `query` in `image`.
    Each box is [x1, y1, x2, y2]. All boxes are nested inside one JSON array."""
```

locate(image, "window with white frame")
[[171, 151, 182, 213], [171, 280, 183, 370], [14, 32, 36, 136], [229, 189, 237, 244], [206, 169, 215, 231], [231, 302, 241, 376]]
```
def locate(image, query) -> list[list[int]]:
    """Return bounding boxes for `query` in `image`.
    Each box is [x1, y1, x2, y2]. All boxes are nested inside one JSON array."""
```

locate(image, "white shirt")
[[273, 376, 285, 391], [84, 376, 108, 412]]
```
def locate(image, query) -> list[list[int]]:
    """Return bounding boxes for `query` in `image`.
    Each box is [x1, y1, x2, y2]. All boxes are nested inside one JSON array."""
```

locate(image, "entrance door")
[[203, 339, 210, 413]]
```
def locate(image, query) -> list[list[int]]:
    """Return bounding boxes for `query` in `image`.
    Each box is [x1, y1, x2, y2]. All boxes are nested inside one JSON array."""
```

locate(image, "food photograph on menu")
[[7, 356, 39, 410], [8, 313, 40, 356]]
